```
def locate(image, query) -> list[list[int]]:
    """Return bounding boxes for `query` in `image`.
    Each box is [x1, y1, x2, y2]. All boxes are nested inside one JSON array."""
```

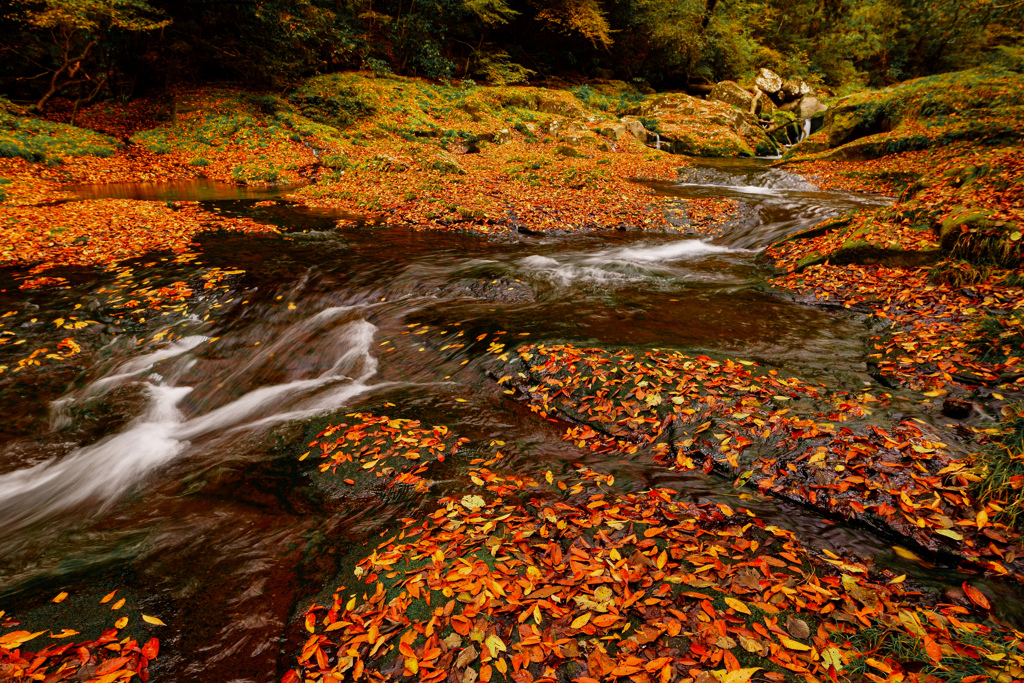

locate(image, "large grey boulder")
[[755, 68, 783, 95]]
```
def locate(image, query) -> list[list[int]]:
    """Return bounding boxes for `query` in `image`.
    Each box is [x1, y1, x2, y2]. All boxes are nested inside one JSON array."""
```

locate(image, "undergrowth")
[[972, 404, 1024, 530]]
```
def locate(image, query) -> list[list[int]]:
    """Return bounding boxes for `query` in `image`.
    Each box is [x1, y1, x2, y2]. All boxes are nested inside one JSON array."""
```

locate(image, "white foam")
[[0, 313, 379, 533], [584, 239, 738, 264]]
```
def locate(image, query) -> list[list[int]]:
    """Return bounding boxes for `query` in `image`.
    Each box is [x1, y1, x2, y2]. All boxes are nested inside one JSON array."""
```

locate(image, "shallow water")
[[0, 161, 1016, 681]]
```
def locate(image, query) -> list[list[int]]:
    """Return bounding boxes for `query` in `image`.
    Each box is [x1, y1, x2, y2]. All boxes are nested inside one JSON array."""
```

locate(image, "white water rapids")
[[0, 307, 382, 534]]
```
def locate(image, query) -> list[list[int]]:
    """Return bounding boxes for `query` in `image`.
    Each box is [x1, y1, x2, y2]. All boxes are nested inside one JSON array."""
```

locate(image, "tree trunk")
[[700, 0, 719, 32]]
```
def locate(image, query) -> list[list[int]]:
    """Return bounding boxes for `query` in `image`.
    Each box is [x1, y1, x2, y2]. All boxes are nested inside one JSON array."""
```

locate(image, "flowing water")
[[0, 160, 1018, 681]]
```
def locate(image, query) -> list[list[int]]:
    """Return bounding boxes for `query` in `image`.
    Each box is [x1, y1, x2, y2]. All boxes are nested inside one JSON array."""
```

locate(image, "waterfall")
[[655, 133, 661, 150], [797, 118, 812, 144]]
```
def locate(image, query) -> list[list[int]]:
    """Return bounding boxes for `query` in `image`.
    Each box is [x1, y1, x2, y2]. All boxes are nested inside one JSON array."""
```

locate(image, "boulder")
[[781, 96, 828, 119], [755, 68, 783, 95], [710, 81, 754, 111], [547, 117, 591, 145], [537, 96, 586, 119], [779, 81, 814, 103], [554, 145, 586, 158], [446, 137, 481, 154], [595, 122, 629, 141], [490, 128, 513, 144], [619, 117, 649, 143], [422, 152, 466, 175]]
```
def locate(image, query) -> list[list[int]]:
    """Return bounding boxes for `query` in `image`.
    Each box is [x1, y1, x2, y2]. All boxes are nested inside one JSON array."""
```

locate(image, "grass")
[[837, 624, 1005, 683], [0, 95, 119, 163], [971, 404, 1024, 529]]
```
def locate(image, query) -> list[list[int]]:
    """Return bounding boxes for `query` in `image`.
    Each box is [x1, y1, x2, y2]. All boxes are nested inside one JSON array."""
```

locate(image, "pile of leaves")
[[304, 413, 468, 492], [289, 484, 1024, 683], [769, 263, 1024, 392], [0, 592, 162, 682], [0, 199, 276, 274], [497, 343, 1024, 577]]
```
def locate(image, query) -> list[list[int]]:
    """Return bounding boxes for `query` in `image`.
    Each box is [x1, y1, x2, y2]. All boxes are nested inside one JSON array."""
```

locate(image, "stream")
[[0, 159, 1017, 681]]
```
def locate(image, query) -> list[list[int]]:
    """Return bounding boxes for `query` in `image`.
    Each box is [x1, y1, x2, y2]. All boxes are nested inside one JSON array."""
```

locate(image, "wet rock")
[[755, 68, 783, 95], [433, 277, 535, 303], [942, 397, 974, 419]]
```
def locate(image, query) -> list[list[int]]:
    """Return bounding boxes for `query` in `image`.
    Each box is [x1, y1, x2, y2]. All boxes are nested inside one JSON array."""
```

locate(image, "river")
[[0, 159, 1016, 681]]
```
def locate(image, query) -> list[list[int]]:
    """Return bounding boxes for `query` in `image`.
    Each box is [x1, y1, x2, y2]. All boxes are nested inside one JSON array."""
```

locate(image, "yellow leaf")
[[571, 613, 592, 629], [142, 614, 166, 626], [52, 591, 68, 603], [0, 630, 46, 648], [50, 629, 79, 639], [888, 574, 906, 585], [111, 598, 126, 610], [656, 550, 667, 570], [779, 634, 811, 651], [893, 546, 923, 562], [485, 633, 507, 656], [724, 597, 751, 615], [545, 471, 553, 484], [977, 509, 989, 528], [115, 616, 129, 629], [405, 657, 419, 674], [714, 668, 761, 683], [899, 610, 925, 637]]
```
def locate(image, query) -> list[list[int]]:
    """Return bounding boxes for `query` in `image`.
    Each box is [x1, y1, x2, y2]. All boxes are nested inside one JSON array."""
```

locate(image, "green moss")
[[0, 96, 119, 163]]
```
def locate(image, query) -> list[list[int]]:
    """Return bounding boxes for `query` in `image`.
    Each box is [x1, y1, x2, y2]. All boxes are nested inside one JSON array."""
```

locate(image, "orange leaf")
[[962, 583, 990, 610]]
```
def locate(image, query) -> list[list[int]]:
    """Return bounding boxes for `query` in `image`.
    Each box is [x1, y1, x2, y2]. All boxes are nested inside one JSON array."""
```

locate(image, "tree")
[[9, 0, 169, 112]]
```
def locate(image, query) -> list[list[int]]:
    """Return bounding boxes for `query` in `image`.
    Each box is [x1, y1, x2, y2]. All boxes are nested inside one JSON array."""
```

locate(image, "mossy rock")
[[553, 144, 586, 158], [423, 153, 466, 174], [795, 240, 941, 271], [941, 209, 1023, 267]]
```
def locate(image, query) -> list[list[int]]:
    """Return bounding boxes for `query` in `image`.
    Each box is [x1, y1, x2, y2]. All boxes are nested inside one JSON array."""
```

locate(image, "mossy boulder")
[[940, 207, 1023, 267], [784, 67, 1024, 161]]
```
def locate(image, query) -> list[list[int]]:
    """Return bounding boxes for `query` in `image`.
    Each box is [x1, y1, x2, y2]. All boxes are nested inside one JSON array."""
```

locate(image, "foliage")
[[4, 0, 169, 110], [971, 404, 1024, 530], [0, 0, 1019, 93]]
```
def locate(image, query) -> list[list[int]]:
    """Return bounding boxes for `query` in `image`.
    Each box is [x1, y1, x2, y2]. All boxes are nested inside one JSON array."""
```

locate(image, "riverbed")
[[1, 159, 1016, 681]]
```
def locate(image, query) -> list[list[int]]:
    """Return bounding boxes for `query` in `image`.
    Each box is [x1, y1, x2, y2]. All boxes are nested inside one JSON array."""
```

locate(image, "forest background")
[[1, 0, 1023, 114]]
